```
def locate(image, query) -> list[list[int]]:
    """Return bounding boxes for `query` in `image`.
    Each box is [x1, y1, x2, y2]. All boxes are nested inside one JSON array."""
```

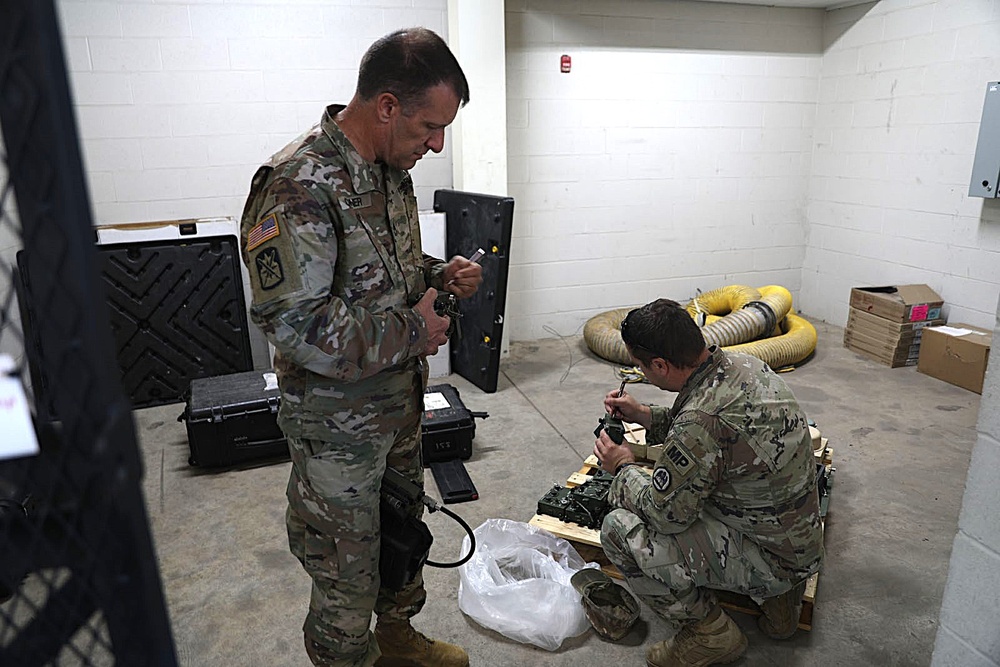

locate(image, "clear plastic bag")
[[457, 518, 599, 651]]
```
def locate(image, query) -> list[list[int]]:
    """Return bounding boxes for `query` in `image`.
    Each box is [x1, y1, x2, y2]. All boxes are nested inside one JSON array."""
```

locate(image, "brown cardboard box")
[[844, 328, 921, 367], [849, 285, 944, 323], [843, 305, 945, 368], [917, 324, 993, 394], [846, 308, 944, 341]]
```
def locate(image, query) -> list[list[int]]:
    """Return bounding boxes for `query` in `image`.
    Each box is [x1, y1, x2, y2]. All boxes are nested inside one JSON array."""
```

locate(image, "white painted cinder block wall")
[[504, 0, 824, 340], [56, 0, 452, 223], [57, 0, 1000, 339], [802, 0, 1000, 330], [932, 292, 1000, 667]]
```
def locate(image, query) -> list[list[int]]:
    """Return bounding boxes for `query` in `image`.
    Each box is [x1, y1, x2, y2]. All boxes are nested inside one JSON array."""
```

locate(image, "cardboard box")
[[844, 328, 921, 367], [917, 323, 993, 394], [849, 285, 944, 323], [843, 305, 945, 368], [846, 308, 944, 341]]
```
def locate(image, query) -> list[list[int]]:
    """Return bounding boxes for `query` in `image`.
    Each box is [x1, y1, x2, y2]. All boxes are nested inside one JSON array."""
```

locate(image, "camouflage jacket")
[[240, 106, 446, 519], [609, 347, 824, 579]]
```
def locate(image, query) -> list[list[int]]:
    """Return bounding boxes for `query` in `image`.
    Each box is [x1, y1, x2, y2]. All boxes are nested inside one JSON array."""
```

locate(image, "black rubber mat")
[[97, 235, 253, 408]]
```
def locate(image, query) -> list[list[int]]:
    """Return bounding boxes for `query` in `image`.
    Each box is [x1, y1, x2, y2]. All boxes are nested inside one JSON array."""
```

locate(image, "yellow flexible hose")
[[582, 306, 634, 365], [583, 285, 816, 370]]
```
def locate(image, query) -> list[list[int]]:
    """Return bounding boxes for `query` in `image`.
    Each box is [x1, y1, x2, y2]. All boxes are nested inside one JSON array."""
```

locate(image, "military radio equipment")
[[594, 413, 625, 445], [595, 379, 629, 445], [379, 468, 433, 591], [536, 469, 615, 529], [433, 291, 461, 339], [379, 467, 476, 591]]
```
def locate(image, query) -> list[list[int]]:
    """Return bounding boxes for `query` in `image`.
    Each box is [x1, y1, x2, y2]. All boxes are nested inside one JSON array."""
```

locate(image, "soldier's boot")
[[757, 580, 807, 640], [645, 606, 747, 667], [373, 620, 469, 667]]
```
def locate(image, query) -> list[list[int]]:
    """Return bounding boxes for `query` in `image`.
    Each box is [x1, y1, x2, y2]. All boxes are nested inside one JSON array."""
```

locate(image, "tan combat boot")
[[757, 580, 806, 640], [373, 621, 469, 667], [646, 606, 747, 667]]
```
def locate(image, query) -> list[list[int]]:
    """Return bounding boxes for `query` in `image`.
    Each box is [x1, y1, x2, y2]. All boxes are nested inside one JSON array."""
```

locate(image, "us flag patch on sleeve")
[[246, 213, 280, 251]]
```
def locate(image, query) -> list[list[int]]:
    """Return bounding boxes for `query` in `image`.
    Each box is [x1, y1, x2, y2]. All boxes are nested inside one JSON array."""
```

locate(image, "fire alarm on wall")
[[560, 54, 571, 73]]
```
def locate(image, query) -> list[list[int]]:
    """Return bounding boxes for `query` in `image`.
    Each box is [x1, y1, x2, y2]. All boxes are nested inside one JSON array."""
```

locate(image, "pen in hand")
[[447, 248, 486, 286]]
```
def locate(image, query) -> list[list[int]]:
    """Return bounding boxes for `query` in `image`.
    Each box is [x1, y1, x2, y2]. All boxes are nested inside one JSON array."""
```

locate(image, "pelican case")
[[421, 384, 476, 464], [183, 369, 289, 467]]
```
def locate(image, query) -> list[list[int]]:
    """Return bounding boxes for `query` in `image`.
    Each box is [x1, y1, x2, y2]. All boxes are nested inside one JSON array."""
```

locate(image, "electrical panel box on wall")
[[970, 81, 1000, 198]]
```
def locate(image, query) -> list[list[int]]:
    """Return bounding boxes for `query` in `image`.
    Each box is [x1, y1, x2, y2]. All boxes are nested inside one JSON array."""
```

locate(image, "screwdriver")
[[612, 379, 627, 417]]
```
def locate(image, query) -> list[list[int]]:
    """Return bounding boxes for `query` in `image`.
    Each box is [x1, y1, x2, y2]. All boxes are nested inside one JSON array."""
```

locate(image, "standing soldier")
[[240, 28, 481, 667], [594, 299, 824, 667]]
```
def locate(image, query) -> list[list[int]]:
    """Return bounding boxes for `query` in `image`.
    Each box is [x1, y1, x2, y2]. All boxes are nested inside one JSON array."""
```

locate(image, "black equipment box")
[[421, 384, 475, 465], [183, 369, 289, 467]]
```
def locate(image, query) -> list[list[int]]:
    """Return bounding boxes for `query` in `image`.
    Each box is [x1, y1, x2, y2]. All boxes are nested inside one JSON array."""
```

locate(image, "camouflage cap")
[[570, 568, 640, 641]]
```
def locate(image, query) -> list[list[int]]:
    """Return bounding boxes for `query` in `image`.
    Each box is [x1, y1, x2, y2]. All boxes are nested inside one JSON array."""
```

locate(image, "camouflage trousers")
[[601, 508, 798, 629], [286, 426, 426, 667]]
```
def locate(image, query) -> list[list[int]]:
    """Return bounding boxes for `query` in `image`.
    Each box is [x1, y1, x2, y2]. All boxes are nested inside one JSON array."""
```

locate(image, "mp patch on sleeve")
[[651, 442, 698, 495]]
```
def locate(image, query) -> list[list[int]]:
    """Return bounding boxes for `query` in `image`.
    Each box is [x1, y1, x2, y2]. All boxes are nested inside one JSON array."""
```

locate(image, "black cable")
[[424, 501, 476, 568]]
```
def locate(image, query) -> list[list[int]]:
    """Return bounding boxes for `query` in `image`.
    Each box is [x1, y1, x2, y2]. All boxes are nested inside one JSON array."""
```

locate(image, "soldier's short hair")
[[620, 299, 706, 369], [357, 27, 470, 110]]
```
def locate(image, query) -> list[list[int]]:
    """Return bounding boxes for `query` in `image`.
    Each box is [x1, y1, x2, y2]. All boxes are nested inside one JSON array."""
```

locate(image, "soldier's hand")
[[595, 430, 635, 474], [413, 288, 450, 356], [443, 256, 483, 299], [604, 390, 650, 428]]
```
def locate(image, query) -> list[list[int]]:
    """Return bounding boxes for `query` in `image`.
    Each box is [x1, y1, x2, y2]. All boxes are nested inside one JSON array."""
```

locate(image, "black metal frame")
[[0, 2, 177, 664]]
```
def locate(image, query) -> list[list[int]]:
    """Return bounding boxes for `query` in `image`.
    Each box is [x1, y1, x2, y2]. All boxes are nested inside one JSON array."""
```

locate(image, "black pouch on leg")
[[378, 496, 433, 592]]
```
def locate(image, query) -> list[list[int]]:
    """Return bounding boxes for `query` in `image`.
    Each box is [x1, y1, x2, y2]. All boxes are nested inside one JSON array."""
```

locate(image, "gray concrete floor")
[[135, 320, 980, 666]]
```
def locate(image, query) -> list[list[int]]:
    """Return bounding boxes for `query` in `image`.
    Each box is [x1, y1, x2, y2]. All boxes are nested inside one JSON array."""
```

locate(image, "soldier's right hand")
[[413, 288, 450, 356], [604, 389, 650, 428]]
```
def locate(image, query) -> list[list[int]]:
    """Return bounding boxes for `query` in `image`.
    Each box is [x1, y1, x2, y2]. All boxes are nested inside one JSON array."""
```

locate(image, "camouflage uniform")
[[601, 347, 824, 628], [240, 105, 446, 667]]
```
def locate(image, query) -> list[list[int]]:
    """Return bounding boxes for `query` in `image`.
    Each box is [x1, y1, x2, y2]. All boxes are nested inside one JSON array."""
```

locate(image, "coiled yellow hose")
[[583, 285, 817, 370]]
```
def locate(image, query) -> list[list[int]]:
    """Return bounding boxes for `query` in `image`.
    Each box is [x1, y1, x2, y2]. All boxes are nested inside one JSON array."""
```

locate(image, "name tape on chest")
[[339, 193, 373, 211]]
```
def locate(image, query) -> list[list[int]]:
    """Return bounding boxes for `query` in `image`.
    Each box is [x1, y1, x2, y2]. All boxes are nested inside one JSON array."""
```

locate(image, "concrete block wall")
[[801, 0, 1000, 330], [931, 292, 1000, 667], [504, 0, 824, 340], [56, 0, 452, 224]]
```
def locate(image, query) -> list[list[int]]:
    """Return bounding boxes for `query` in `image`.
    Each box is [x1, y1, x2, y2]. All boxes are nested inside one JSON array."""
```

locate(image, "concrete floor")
[[135, 320, 980, 666]]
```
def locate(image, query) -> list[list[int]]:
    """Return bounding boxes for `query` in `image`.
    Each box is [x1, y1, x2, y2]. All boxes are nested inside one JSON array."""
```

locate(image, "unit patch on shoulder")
[[246, 213, 280, 251], [338, 193, 372, 211], [651, 442, 698, 496], [255, 246, 284, 290], [652, 468, 672, 492]]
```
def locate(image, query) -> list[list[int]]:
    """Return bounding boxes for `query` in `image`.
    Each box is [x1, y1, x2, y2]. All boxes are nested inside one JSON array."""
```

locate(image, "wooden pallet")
[[529, 441, 830, 631]]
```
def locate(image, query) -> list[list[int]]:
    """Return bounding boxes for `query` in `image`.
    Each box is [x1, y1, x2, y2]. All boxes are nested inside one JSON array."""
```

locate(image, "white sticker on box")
[[932, 326, 976, 337], [263, 372, 278, 391], [423, 392, 450, 411], [0, 357, 41, 461]]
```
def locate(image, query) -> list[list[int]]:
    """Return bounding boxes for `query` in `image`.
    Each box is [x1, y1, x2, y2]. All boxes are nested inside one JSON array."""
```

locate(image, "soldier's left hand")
[[443, 256, 483, 299], [595, 430, 635, 474]]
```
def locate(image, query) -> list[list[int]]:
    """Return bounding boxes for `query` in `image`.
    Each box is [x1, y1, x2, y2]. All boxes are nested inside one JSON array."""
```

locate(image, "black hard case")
[[184, 369, 289, 467], [97, 234, 254, 408], [421, 384, 475, 464]]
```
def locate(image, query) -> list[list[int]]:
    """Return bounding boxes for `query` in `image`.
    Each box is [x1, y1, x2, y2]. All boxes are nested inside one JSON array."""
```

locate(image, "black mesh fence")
[[0, 2, 177, 665]]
